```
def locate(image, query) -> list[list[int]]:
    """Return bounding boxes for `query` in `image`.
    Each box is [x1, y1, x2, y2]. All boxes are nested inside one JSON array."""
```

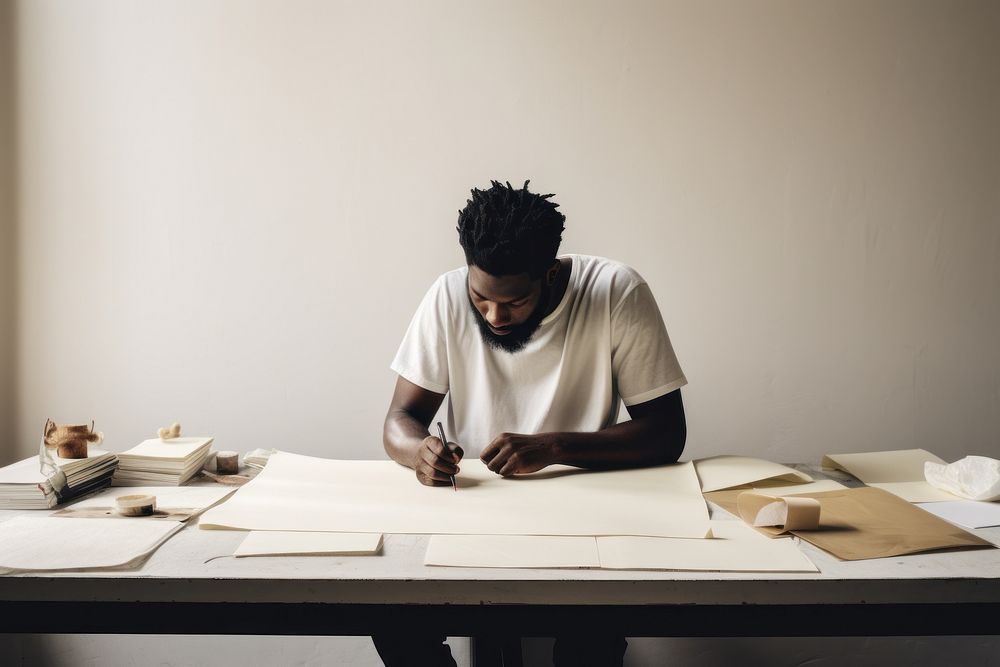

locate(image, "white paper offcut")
[[234, 531, 383, 557]]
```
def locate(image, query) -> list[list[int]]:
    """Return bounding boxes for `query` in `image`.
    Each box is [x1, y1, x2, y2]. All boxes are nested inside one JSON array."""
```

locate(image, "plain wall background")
[[2, 1, 998, 665]]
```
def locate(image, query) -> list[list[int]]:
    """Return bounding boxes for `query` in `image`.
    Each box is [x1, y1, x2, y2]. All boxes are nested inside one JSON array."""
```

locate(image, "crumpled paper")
[[924, 456, 1000, 501]]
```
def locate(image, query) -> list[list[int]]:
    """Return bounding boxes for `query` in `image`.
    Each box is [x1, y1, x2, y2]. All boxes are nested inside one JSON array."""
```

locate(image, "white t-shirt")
[[390, 254, 687, 456]]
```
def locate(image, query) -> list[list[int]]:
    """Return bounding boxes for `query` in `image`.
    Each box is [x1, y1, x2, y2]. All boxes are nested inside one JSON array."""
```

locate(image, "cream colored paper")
[[596, 521, 817, 572], [235, 531, 383, 557], [200, 452, 711, 538], [740, 479, 847, 495], [822, 449, 960, 502], [67, 485, 236, 511], [736, 492, 821, 531], [425, 535, 600, 568], [0, 516, 181, 573], [694, 456, 812, 492], [424, 521, 817, 572], [119, 437, 214, 459]]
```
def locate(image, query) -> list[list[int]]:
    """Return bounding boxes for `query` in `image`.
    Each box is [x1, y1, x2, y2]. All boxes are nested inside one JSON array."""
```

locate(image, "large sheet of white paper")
[[425, 535, 600, 569], [424, 521, 817, 572], [0, 516, 181, 573], [234, 531, 383, 557], [694, 456, 812, 492], [822, 449, 960, 502], [597, 521, 818, 572], [916, 500, 1000, 529], [200, 452, 711, 538]]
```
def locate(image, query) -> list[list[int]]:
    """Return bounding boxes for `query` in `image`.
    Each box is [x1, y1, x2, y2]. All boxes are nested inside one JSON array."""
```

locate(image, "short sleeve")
[[390, 276, 450, 394], [611, 282, 687, 406]]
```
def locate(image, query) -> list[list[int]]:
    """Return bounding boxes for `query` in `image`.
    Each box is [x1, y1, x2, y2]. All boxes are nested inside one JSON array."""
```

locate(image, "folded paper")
[[693, 456, 812, 492], [822, 449, 959, 502]]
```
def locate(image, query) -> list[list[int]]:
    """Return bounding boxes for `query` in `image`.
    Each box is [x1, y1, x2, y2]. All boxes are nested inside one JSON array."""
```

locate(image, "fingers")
[[416, 467, 454, 486], [415, 436, 461, 486], [422, 437, 459, 473], [482, 433, 518, 474], [480, 432, 511, 467]]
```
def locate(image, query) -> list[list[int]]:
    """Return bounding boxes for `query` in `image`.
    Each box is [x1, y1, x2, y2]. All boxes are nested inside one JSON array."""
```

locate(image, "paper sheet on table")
[[0, 516, 182, 573], [200, 452, 711, 538], [597, 520, 818, 572], [693, 456, 812, 492], [425, 535, 601, 568], [235, 531, 383, 557], [53, 485, 236, 521], [822, 449, 960, 502], [425, 521, 817, 572], [66, 485, 236, 511], [705, 486, 992, 560], [916, 500, 1000, 530]]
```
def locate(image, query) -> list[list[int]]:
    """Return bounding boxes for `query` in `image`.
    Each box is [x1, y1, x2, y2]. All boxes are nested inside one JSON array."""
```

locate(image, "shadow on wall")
[[0, 0, 19, 463]]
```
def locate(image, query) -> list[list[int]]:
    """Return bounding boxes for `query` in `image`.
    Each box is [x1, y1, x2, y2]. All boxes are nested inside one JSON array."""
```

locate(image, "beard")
[[468, 287, 549, 354]]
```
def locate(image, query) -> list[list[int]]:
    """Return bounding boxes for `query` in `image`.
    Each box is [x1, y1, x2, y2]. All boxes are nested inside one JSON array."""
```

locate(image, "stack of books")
[[0, 449, 119, 509], [113, 437, 213, 486]]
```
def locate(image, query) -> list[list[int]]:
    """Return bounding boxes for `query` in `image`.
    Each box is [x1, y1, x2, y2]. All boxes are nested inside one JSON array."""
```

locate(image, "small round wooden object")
[[216, 451, 239, 475], [116, 494, 156, 517]]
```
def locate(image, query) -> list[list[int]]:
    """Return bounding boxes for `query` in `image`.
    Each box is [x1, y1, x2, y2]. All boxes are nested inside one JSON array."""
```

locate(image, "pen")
[[436, 421, 457, 492]]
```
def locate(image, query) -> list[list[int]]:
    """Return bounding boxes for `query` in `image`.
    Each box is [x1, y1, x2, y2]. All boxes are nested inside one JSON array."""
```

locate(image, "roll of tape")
[[116, 494, 156, 517], [216, 451, 240, 475], [736, 491, 821, 532]]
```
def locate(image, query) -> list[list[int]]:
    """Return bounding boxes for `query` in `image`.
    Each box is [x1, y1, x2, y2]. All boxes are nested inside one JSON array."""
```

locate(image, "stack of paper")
[[113, 437, 213, 486], [0, 449, 119, 509]]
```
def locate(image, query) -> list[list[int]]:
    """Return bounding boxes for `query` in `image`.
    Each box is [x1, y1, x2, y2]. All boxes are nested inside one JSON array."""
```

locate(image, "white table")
[[1, 467, 999, 638]]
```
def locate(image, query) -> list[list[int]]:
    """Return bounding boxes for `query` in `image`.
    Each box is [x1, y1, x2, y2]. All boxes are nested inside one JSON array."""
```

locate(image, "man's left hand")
[[480, 432, 562, 476]]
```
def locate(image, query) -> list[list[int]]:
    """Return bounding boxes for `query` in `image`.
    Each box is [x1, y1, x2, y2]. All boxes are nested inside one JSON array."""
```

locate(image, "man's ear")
[[545, 261, 560, 286]]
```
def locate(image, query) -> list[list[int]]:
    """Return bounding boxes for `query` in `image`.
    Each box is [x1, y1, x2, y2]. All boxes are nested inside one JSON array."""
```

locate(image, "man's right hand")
[[415, 435, 464, 486]]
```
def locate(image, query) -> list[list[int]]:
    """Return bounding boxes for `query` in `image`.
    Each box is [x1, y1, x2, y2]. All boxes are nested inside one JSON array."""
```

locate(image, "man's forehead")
[[467, 265, 537, 299]]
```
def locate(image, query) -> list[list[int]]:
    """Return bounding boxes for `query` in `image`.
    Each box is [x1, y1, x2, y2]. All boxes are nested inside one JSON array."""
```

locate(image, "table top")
[[2, 465, 999, 608]]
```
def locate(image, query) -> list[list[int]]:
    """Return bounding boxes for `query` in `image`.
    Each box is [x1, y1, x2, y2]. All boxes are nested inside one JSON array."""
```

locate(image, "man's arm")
[[383, 375, 463, 486], [480, 388, 686, 476]]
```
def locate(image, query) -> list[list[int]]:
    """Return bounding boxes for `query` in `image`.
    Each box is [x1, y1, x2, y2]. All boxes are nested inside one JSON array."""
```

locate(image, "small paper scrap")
[[737, 491, 821, 532], [925, 456, 1000, 502]]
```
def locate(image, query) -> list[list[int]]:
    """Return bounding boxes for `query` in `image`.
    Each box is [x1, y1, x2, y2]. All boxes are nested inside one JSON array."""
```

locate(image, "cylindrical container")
[[216, 451, 239, 475], [116, 494, 156, 516]]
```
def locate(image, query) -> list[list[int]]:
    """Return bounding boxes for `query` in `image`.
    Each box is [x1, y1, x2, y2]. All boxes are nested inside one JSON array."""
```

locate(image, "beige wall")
[[8, 0, 998, 465], [0, 0, 16, 457]]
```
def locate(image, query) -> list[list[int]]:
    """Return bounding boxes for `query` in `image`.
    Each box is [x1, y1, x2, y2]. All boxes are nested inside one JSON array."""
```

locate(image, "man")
[[375, 180, 687, 667]]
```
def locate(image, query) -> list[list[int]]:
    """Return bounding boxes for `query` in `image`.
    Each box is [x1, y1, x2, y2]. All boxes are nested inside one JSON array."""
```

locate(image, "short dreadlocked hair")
[[456, 180, 566, 278]]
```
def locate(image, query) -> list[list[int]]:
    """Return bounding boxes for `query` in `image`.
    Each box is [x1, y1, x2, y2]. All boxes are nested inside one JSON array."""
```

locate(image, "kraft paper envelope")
[[694, 456, 813, 492], [822, 449, 960, 502], [706, 486, 993, 560]]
